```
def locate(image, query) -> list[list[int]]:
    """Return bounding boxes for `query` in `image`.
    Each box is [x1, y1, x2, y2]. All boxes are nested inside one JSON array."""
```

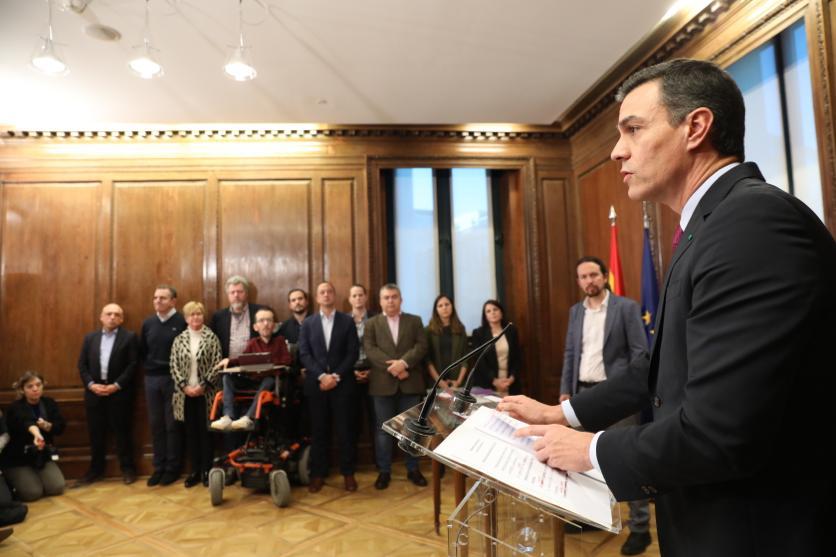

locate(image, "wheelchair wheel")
[[208, 467, 225, 506], [297, 445, 311, 485], [269, 469, 291, 508]]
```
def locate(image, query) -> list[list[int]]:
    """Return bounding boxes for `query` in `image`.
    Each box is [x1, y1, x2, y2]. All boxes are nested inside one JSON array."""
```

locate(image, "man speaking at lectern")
[[499, 59, 835, 556]]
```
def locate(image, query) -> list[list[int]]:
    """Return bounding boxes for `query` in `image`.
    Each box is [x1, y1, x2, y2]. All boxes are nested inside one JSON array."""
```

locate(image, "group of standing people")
[[2, 275, 527, 506]]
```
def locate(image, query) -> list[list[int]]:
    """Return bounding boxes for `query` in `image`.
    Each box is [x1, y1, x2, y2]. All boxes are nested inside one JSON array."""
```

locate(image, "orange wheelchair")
[[207, 365, 310, 507]]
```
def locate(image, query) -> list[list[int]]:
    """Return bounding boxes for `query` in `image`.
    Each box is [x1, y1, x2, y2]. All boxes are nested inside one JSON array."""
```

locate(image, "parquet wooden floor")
[[0, 465, 659, 556]]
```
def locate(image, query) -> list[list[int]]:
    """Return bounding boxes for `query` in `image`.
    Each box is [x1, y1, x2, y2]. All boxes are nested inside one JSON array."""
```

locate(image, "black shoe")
[[146, 470, 163, 487], [374, 472, 391, 490], [0, 527, 13, 544], [620, 531, 652, 555], [184, 473, 201, 488], [72, 470, 102, 488], [407, 470, 427, 487], [122, 469, 137, 485], [159, 471, 179, 486]]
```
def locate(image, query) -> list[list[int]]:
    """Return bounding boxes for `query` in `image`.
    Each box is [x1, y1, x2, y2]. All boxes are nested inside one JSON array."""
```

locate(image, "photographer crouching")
[[1, 371, 66, 501]]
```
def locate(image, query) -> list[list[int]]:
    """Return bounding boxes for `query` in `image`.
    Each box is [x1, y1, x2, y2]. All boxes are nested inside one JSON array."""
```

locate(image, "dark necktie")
[[672, 226, 684, 251]]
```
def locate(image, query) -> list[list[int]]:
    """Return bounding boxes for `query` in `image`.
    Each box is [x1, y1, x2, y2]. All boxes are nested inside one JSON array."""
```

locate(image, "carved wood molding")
[[708, 0, 803, 62], [0, 126, 567, 142], [562, 1, 735, 138], [810, 0, 836, 229]]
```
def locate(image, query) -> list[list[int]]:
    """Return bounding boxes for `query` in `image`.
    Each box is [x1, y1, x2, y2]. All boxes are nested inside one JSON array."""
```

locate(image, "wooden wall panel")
[[219, 180, 311, 314], [0, 183, 99, 392], [0, 138, 566, 476], [576, 160, 644, 302], [323, 178, 357, 310], [540, 177, 574, 403], [112, 181, 209, 330]]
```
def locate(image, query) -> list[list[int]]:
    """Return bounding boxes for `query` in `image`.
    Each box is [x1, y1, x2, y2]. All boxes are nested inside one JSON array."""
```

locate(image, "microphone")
[[398, 322, 512, 456], [452, 323, 511, 414]]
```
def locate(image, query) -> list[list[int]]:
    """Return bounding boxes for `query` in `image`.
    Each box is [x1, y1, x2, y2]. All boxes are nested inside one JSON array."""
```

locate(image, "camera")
[[23, 444, 59, 468]]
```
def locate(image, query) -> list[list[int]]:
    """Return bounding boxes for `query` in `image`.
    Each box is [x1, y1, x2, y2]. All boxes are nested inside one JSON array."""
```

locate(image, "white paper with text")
[[434, 406, 614, 528]]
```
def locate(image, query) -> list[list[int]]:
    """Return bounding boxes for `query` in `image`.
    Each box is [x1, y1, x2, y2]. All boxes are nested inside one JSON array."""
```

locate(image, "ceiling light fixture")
[[224, 0, 257, 81], [129, 0, 164, 79], [31, 0, 69, 76]]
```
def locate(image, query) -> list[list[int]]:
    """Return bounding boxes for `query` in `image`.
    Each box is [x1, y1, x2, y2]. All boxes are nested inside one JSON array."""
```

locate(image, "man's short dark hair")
[[616, 58, 745, 160], [287, 288, 308, 301], [255, 306, 276, 321], [576, 256, 610, 289], [155, 284, 177, 298]]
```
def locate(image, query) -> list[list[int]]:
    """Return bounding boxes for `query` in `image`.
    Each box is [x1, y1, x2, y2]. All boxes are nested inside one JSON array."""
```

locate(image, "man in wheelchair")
[[211, 307, 291, 431]]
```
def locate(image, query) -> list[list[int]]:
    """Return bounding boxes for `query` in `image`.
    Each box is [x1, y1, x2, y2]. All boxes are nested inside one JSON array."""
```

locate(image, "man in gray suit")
[[364, 283, 428, 490], [560, 256, 651, 555]]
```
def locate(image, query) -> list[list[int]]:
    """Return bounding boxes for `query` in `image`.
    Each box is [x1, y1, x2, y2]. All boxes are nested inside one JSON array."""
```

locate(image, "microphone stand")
[[451, 323, 512, 413], [450, 347, 490, 414], [400, 322, 512, 451]]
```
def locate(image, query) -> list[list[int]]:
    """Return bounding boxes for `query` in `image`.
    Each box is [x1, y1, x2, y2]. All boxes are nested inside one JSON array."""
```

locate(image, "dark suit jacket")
[[364, 313, 427, 396], [298, 311, 359, 397], [571, 163, 836, 556], [78, 328, 139, 389], [277, 316, 305, 345], [559, 293, 648, 396], [209, 304, 264, 358], [469, 324, 522, 394]]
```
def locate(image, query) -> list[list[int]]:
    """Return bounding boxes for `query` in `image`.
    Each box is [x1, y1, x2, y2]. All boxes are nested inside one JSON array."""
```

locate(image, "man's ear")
[[685, 107, 714, 151]]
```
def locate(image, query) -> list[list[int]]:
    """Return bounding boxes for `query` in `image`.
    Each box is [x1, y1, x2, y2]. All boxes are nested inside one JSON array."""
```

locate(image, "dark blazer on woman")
[[425, 326, 468, 379], [468, 323, 522, 394], [2, 397, 65, 468]]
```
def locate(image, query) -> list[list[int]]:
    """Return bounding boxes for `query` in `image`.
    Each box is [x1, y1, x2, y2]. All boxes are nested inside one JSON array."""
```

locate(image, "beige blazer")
[[364, 313, 428, 396]]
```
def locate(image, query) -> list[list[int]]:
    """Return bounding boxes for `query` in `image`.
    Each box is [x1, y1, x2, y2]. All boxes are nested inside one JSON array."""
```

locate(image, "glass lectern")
[[383, 391, 620, 557]]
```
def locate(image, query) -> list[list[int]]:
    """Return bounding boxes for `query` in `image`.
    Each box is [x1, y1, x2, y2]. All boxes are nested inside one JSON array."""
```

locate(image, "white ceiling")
[[0, 0, 682, 128]]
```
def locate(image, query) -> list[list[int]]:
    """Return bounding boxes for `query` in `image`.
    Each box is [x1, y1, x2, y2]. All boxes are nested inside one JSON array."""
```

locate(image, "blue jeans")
[[222, 374, 276, 419], [372, 393, 421, 474], [145, 374, 181, 473]]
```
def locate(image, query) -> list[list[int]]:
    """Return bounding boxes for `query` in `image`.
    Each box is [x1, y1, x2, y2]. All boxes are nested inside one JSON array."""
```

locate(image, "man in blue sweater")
[[140, 285, 186, 487]]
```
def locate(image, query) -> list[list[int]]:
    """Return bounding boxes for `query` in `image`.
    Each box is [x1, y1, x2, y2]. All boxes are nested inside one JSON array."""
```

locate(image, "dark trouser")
[[308, 386, 356, 477], [372, 392, 421, 474], [4, 463, 64, 502], [354, 380, 376, 458], [145, 374, 182, 474], [84, 388, 135, 474], [577, 381, 650, 533], [183, 396, 213, 475]]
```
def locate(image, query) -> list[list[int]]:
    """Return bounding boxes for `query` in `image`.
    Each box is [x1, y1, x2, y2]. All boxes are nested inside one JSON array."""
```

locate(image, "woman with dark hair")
[[469, 300, 522, 395], [2, 371, 66, 502], [425, 295, 468, 389]]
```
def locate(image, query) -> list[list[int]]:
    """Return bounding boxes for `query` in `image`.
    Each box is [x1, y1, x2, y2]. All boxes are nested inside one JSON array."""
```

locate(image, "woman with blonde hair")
[[1, 371, 66, 501], [170, 301, 222, 488]]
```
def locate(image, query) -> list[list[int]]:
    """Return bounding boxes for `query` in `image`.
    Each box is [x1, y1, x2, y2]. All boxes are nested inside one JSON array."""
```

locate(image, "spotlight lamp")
[[31, 0, 69, 76], [224, 0, 257, 81], [129, 0, 164, 79]]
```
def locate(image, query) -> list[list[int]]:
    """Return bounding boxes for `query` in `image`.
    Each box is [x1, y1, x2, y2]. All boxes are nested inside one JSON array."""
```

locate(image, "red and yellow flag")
[[608, 206, 625, 295]]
